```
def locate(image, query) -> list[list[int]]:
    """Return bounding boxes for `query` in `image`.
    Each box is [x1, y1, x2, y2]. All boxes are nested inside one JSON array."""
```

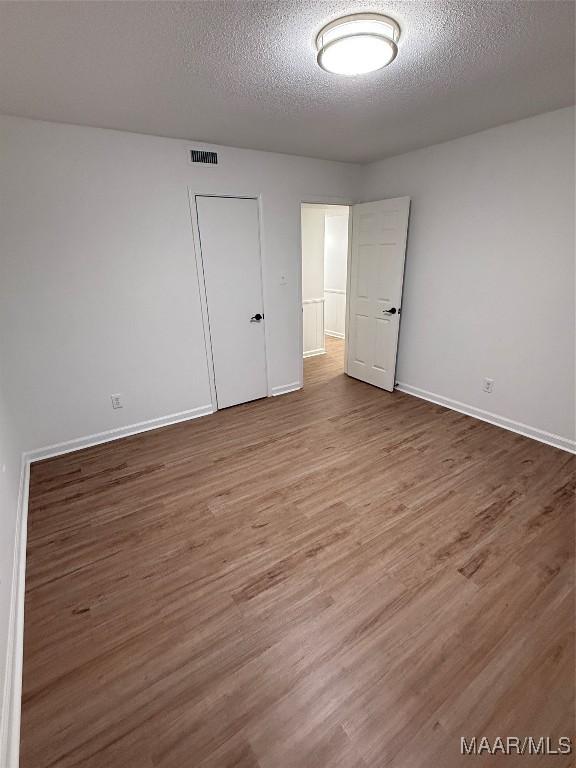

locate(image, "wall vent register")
[[190, 150, 218, 164]]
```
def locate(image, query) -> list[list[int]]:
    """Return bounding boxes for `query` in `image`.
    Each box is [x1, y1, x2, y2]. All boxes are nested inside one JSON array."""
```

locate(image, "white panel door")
[[196, 196, 267, 409], [346, 197, 410, 392]]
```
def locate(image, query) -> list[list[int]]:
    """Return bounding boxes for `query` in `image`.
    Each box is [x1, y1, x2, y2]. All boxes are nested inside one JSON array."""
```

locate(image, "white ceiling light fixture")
[[316, 12, 401, 76]]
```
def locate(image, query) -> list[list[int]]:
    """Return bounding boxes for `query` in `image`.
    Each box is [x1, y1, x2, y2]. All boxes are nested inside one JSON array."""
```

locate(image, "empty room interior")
[[0, 2, 574, 767]]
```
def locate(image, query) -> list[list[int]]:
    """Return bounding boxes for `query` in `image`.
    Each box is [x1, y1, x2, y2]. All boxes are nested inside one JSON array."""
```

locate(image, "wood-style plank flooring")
[[22, 337, 575, 767]]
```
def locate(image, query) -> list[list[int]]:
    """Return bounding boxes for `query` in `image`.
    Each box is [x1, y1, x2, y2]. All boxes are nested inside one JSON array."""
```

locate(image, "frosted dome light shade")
[[316, 13, 400, 76], [318, 35, 396, 76]]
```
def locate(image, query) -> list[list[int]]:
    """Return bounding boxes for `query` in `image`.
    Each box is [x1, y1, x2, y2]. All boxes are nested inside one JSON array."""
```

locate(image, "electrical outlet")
[[482, 378, 495, 394], [111, 393, 123, 409]]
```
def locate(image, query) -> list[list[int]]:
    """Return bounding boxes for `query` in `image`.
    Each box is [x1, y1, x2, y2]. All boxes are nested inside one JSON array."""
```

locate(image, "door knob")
[[250, 313, 263, 322], [383, 307, 398, 315]]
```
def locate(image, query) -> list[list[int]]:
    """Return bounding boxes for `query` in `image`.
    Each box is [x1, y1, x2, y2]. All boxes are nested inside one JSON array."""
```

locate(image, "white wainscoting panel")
[[324, 289, 346, 339], [303, 298, 325, 357]]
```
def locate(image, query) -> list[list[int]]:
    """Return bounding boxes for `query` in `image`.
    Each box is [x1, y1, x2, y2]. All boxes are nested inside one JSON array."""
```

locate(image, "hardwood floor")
[[22, 336, 574, 767]]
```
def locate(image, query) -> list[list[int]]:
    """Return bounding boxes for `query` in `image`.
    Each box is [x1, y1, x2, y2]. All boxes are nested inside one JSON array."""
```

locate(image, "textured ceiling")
[[0, 1, 573, 162]]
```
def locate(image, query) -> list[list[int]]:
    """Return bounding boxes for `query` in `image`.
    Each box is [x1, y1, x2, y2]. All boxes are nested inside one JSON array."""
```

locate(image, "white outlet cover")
[[111, 394, 123, 409]]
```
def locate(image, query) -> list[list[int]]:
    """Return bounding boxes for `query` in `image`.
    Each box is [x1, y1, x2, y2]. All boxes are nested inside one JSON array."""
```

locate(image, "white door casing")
[[345, 197, 411, 392], [195, 195, 268, 409]]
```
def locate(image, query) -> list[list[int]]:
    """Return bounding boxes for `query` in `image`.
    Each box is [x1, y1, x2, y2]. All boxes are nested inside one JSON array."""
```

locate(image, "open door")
[[345, 197, 410, 392]]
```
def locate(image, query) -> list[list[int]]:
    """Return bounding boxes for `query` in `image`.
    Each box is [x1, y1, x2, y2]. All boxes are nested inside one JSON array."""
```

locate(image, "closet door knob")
[[250, 313, 263, 322], [383, 307, 397, 315]]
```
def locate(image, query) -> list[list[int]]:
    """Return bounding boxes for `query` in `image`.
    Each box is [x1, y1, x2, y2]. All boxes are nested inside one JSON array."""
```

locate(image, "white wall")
[[301, 206, 326, 301], [362, 107, 575, 447], [0, 114, 360, 455], [301, 205, 326, 356], [324, 211, 348, 338]]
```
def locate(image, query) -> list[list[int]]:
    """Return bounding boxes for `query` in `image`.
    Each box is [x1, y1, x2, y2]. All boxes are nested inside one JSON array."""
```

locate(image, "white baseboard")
[[271, 381, 302, 397], [325, 331, 344, 339], [303, 348, 326, 359], [26, 404, 214, 463], [395, 382, 576, 454], [1, 457, 29, 768]]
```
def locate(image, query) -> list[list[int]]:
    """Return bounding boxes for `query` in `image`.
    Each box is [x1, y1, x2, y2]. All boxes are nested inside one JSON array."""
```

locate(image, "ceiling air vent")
[[190, 149, 218, 165]]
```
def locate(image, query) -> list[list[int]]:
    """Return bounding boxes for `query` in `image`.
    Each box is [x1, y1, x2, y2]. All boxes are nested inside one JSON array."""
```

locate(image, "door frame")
[[298, 196, 354, 389], [188, 189, 270, 411], [343, 206, 355, 376]]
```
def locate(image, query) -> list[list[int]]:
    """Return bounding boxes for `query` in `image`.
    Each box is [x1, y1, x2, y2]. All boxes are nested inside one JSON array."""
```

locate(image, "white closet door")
[[346, 197, 410, 392], [196, 196, 267, 409]]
